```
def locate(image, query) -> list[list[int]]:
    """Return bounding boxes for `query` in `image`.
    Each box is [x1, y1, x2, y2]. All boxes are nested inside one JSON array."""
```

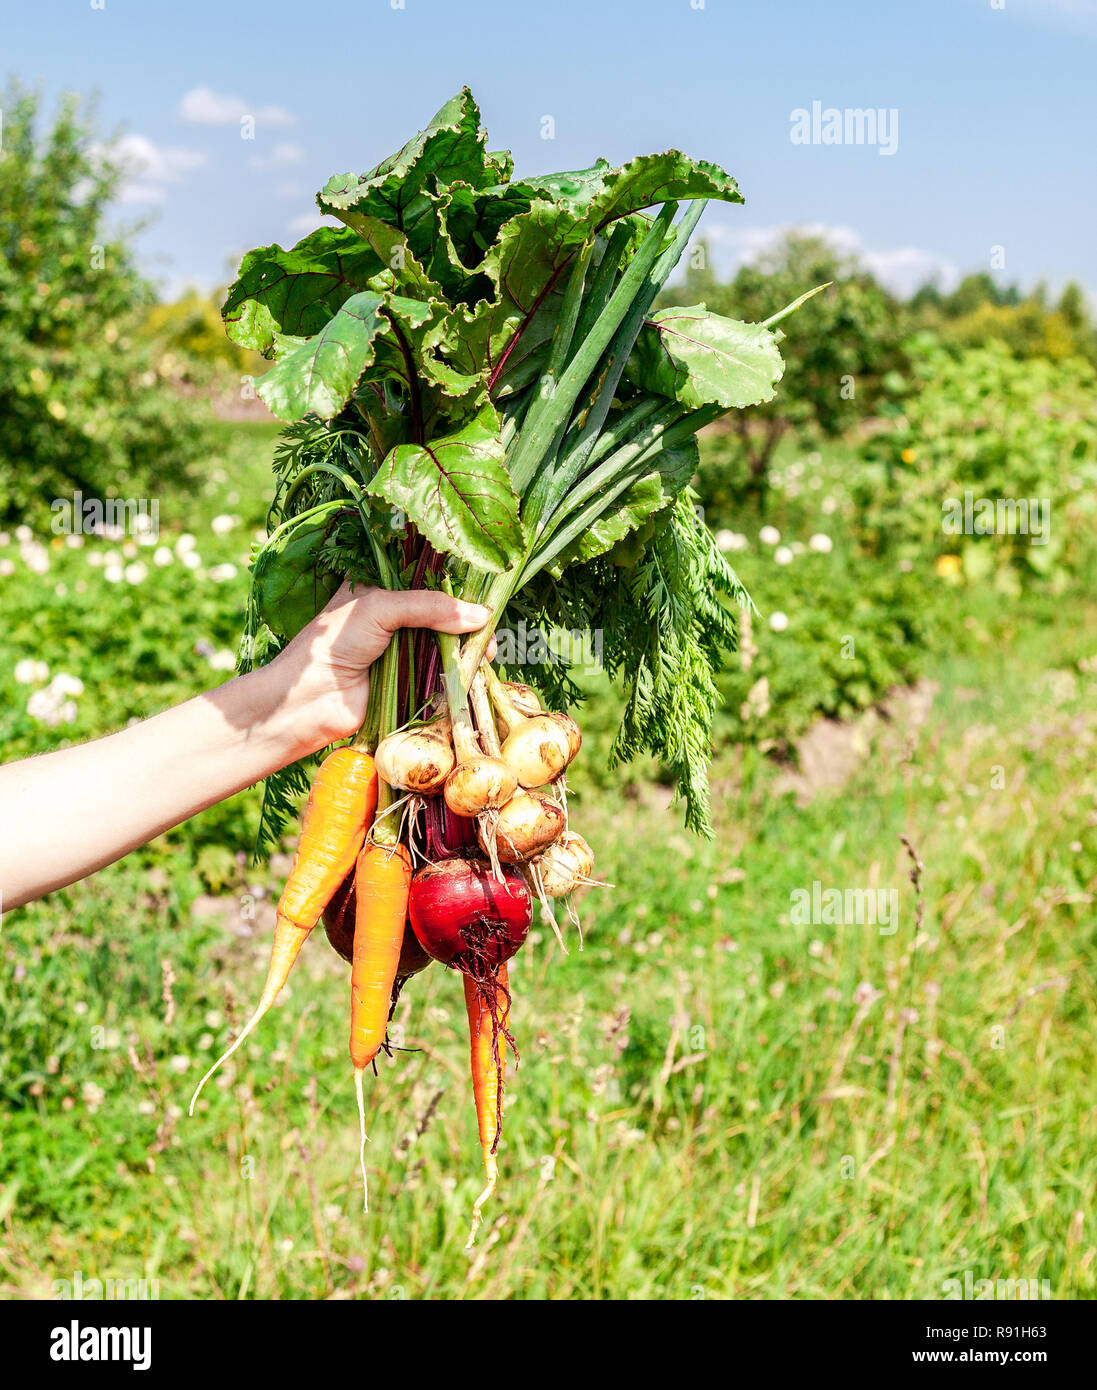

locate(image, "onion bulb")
[[546, 711, 582, 762], [500, 714, 572, 788], [443, 755, 517, 817], [375, 719, 455, 795], [536, 832, 595, 897], [503, 681, 542, 717], [478, 789, 565, 863], [493, 680, 542, 737]]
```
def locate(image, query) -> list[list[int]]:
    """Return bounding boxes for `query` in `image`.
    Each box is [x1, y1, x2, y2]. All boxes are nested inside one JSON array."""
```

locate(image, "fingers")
[[352, 586, 491, 638]]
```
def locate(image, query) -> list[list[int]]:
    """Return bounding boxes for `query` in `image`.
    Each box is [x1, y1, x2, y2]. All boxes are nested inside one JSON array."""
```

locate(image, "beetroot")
[[323, 868, 430, 976], [322, 867, 357, 963], [408, 858, 531, 971]]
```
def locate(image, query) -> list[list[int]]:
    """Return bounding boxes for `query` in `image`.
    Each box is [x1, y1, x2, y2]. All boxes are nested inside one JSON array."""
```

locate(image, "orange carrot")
[[350, 843, 413, 1069], [350, 840, 413, 1210], [189, 746, 378, 1114], [464, 962, 511, 1246]]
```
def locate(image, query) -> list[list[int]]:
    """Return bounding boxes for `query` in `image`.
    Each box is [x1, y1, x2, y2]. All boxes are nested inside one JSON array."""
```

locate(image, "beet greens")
[[230, 88, 812, 846]]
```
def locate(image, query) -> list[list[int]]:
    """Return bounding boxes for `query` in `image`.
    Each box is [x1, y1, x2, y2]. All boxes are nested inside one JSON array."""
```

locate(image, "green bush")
[[0, 426, 279, 884], [0, 85, 211, 525], [715, 553, 928, 751], [684, 336, 1097, 762], [138, 290, 267, 386], [857, 337, 1097, 593], [681, 435, 933, 753]]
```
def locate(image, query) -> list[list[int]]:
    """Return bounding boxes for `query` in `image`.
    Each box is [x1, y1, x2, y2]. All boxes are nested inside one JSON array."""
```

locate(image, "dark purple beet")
[[322, 867, 430, 975]]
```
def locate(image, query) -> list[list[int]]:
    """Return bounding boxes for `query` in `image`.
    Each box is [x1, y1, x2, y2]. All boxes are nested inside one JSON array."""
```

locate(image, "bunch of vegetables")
[[188, 90, 808, 1239]]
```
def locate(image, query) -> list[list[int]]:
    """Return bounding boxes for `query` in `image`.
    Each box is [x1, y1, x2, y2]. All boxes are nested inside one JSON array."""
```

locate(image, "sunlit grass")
[[1, 427, 1094, 1299]]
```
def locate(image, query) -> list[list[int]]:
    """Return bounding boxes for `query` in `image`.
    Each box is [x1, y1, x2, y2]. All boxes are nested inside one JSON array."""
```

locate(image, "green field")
[[1, 423, 1094, 1300]]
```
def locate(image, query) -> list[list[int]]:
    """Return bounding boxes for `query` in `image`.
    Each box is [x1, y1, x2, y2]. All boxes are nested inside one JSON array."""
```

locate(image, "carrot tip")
[[354, 1065, 369, 1214], [187, 1005, 264, 1116], [465, 1166, 498, 1249]]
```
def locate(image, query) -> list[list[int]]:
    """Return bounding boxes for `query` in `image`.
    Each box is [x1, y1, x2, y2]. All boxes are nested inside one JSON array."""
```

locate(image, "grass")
[[1, 429, 1094, 1300]]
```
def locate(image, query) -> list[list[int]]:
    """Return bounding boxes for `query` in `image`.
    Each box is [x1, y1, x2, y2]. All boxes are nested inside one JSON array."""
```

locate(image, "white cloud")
[[861, 245, 961, 296], [251, 142, 305, 171], [179, 87, 244, 124], [695, 220, 959, 297], [97, 134, 207, 205], [115, 134, 206, 183], [179, 86, 294, 127], [119, 183, 168, 206]]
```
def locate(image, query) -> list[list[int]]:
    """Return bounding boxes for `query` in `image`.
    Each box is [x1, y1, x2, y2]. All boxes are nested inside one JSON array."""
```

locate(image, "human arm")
[[0, 583, 490, 909]]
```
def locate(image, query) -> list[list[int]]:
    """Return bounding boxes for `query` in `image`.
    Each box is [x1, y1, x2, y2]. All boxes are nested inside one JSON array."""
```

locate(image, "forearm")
[[0, 583, 489, 912], [0, 658, 333, 910]]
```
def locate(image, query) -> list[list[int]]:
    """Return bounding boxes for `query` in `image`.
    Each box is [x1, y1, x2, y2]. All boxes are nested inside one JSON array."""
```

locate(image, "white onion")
[[500, 715, 572, 787], [537, 832, 595, 897], [479, 790, 565, 863], [375, 725, 455, 794], [443, 756, 517, 817]]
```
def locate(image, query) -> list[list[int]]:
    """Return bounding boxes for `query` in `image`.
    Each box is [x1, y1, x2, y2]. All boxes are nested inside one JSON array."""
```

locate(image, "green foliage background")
[[1, 87, 1096, 1301], [0, 86, 211, 526]]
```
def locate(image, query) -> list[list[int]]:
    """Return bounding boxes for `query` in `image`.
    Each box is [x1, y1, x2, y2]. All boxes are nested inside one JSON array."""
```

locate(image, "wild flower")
[[14, 659, 49, 685]]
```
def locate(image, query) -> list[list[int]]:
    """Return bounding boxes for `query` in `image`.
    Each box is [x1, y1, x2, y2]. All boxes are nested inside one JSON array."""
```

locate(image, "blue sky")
[[6, 0, 1095, 300]]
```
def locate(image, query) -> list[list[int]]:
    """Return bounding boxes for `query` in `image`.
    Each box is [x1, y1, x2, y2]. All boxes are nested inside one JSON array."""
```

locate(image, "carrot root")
[[463, 964, 514, 1247], [188, 746, 377, 1118], [466, 1159, 498, 1249], [354, 1065, 369, 1213], [187, 916, 310, 1115], [346, 840, 412, 1210]]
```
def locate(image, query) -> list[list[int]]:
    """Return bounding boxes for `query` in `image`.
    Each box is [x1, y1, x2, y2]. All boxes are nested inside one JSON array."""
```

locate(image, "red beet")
[[408, 858, 531, 970], [322, 868, 430, 976], [321, 868, 357, 963], [397, 927, 432, 976]]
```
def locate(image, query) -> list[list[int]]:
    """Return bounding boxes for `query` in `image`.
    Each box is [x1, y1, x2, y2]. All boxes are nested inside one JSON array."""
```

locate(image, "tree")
[[909, 270, 1096, 364], [0, 84, 209, 523], [936, 272, 1021, 317], [661, 233, 904, 496], [1056, 282, 1088, 330], [138, 289, 266, 383]]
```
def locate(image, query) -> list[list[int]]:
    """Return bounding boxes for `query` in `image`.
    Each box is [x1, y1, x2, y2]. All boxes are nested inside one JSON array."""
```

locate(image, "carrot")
[[464, 962, 512, 1246], [350, 840, 413, 1210], [189, 746, 378, 1114]]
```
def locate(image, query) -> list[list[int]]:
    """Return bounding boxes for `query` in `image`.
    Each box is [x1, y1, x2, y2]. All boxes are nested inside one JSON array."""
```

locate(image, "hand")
[[264, 581, 493, 756]]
